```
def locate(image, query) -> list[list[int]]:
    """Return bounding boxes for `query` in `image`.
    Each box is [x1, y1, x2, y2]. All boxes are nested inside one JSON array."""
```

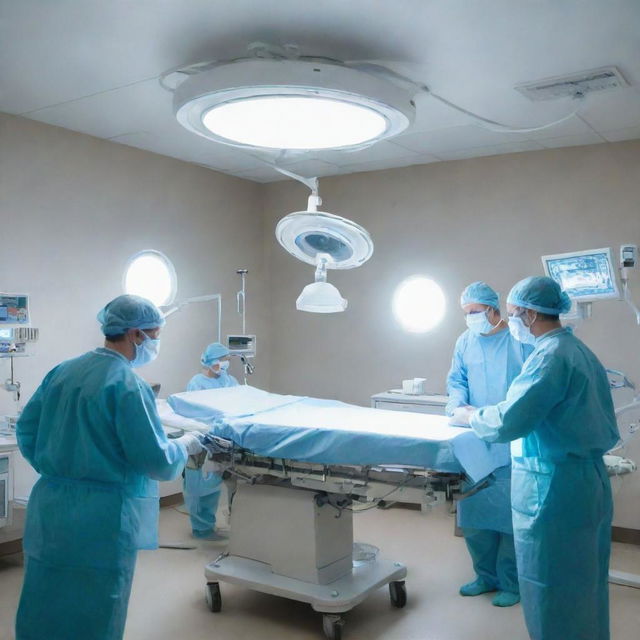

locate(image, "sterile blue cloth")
[[187, 371, 239, 391], [169, 385, 300, 422], [470, 328, 619, 640], [16, 347, 187, 640], [168, 387, 509, 483]]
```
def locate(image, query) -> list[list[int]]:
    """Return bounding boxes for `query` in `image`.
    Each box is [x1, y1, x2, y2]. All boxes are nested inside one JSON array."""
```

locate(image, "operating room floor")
[[1, 502, 639, 640]]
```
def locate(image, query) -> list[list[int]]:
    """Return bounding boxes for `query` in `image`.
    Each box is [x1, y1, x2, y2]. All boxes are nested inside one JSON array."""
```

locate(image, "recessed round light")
[[174, 58, 415, 151]]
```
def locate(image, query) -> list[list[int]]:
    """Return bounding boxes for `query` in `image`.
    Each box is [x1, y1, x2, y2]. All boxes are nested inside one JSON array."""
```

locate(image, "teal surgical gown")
[[470, 328, 619, 640], [184, 371, 238, 536], [446, 327, 532, 593], [15, 348, 187, 640], [186, 371, 239, 391]]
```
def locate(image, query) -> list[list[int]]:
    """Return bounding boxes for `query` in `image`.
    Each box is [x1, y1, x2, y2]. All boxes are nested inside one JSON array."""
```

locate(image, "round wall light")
[[393, 276, 446, 333], [123, 250, 177, 307]]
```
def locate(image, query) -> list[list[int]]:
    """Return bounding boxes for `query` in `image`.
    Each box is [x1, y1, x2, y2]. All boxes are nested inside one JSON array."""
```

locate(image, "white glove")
[[449, 406, 476, 427], [176, 433, 204, 456], [202, 458, 225, 475]]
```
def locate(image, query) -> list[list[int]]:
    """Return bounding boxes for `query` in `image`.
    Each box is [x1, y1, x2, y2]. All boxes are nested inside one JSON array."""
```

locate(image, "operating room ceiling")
[[2, 1, 639, 183]]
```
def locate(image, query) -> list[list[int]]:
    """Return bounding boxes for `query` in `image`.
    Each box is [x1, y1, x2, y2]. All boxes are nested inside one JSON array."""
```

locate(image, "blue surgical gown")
[[187, 371, 239, 391], [470, 328, 619, 640], [15, 348, 187, 640], [446, 328, 532, 533], [184, 371, 238, 535]]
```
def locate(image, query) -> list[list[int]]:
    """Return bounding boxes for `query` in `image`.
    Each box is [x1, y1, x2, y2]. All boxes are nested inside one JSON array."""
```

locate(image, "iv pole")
[[236, 269, 255, 382]]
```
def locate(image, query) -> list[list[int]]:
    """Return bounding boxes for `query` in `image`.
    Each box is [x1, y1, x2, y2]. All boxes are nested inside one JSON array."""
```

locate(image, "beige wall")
[[0, 114, 268, 496], [3, 113, 639, 528], [262, 141, 640, 528]]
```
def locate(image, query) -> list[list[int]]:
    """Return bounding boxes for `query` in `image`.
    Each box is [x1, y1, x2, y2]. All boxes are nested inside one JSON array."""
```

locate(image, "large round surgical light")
[[203, 96, 388, 150], [276, 211, 373, 269], [123, 250, 177, 307], [174, 58, 415, 151], [393, 276, 446, 333]]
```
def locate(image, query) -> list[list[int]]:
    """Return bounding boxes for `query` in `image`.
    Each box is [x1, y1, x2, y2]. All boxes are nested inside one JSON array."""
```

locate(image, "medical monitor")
[[0, 293, 30, 326], [541, 248, 618, 302]]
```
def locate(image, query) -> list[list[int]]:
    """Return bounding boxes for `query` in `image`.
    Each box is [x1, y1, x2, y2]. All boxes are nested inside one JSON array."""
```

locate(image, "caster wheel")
[[389, 580, 407, 608], [205, 582, 222, 612], [322, 613, 343, 640]]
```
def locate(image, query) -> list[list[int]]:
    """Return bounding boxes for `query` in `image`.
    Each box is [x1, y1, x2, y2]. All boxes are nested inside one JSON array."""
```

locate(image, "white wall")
[[262, 141, 640, 529], [0, 114, 268, 497]]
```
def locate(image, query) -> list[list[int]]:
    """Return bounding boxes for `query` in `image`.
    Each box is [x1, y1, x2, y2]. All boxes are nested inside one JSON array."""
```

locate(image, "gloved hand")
[[449, 405, 476, 427], [176, 432, 204, 456]]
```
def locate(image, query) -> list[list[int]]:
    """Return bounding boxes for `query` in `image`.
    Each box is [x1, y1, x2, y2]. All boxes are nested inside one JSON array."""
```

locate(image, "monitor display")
[[0, 294, 29, 325], [542, 248, 618, 301]]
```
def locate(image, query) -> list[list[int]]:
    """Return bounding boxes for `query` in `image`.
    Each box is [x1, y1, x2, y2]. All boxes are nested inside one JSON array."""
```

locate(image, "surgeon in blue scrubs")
[[447, 281, 532, 607], [183, 342, 238, 540], [15, 295, 203, 640], [454, 277, 619, 640]]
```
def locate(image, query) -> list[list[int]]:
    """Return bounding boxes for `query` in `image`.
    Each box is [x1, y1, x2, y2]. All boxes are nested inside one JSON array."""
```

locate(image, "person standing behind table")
[[453, 276, 619, 640], [447, 281, 533, 607], [15, 295, 203, 640], [183, 342, 239, 540]]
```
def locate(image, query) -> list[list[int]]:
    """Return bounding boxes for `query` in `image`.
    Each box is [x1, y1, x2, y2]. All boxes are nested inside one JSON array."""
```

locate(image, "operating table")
[[158, 386, 509, 640]]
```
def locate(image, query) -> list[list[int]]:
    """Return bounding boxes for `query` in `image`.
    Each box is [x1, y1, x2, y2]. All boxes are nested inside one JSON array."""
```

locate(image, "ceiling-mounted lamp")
[[172, 56, 415, 151], [275, 169, 374, 313]]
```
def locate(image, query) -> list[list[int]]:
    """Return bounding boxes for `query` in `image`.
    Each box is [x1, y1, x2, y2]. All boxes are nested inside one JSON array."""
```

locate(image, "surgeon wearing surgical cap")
[[15, 295, 202, 640], [447, 282, 532, 607], [458, 277, 619, 640], [183, 342, 238, 540]]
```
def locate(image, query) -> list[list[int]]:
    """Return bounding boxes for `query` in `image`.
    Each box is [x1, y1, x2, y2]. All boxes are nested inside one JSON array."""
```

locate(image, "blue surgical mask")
[[465, 310, 494, 336], [508, 314, 536, 345], [131, 333, 161, 368]]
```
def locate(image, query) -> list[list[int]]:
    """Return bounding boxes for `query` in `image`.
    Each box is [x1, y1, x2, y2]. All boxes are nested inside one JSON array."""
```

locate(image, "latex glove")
[[176, 432, 204, 456], [449, 406, 476, 427], [202, 458, 226, 475]]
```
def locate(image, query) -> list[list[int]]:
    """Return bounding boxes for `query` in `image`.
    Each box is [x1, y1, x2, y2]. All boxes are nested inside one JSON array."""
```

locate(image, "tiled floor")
[[1, 501, 639, 640]]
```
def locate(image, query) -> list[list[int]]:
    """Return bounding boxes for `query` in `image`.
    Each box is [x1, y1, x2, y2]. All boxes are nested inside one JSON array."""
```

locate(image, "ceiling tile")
[[579, 88, 640, 131], [279, 159, 341, 178], [599, 126, 640, 143], [436, 140, 545, 161], [538, 132, 606, 149], [392, 125, 532, 154], [308, 140, 420, 167]]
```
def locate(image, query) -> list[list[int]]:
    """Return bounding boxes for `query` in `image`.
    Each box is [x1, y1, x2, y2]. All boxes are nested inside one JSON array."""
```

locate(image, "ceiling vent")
[[515, 66, 628, 101]]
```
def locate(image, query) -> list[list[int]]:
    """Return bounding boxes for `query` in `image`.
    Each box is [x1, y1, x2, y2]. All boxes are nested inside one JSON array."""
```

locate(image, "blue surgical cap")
[[97, 295, 165, 336], [201, 342, 230, 367], [460, 281, 500, 310], [507, 276, 572, 315]]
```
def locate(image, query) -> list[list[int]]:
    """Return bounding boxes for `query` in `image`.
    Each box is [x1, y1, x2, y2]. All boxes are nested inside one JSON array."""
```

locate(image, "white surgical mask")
[[508, 314, 536, 345], [219, 360, 230, 371], [131, 333, 161, 368], [465, 310, 494, 336]]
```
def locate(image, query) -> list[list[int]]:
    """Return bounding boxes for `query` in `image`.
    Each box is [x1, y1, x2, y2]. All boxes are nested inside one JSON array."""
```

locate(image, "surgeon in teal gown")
[[184, 342, 238, 539], [15, 295, 203, 640], [447, 282, 532, 607], [456, 277, 619, 640]]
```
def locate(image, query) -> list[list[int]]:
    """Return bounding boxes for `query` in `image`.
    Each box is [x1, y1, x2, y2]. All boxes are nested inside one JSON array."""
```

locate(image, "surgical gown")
[[184, 371, 238, 536], [470, 328, 619, 640], [15, 348, 187, 640], [446, 327, 532, 593]]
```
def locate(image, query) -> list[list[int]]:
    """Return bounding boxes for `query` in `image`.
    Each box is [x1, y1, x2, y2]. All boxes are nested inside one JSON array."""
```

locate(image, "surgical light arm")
[[161, 294, 222, 342]]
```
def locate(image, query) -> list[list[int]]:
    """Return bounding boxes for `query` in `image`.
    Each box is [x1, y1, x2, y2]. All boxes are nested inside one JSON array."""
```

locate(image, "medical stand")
[[235, 269, 255, 383]]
